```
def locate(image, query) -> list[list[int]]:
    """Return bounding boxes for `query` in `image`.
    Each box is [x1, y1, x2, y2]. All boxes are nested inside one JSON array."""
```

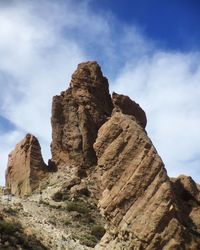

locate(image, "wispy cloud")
[[0, 0, 199, 185], [113, 52, 200, 183]]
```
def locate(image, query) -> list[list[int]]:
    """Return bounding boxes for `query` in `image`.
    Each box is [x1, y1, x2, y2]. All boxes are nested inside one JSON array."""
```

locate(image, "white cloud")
[[112, 52, 200, 183], [0, 0, 200, 185], [0, 130, 25, 185], [0, 1, 87, 185]]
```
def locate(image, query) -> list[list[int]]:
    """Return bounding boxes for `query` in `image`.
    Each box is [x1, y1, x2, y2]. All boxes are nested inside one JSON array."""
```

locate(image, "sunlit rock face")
[[51, 61, 147, 169], [92, 111, 200, 249], [51, 61, 113, 168], [6, 134, 48, 196]]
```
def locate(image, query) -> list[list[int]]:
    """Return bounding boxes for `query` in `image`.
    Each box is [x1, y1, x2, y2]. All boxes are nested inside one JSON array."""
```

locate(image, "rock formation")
[[112, 92, 147, 128], [91, 111, 200, 249], [51, 61, 113, 168], [4, 61, 200, 249], [6, 134, 48, 196]]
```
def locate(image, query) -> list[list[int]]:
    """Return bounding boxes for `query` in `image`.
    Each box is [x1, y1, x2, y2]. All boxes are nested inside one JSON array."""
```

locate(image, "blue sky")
[[0, 0, 200, 185], [92, 0, 200, 52]]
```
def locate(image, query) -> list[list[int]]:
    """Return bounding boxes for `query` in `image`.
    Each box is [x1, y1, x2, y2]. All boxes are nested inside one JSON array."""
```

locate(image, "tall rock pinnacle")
[[51, 61, 113, 168], [6, 134, 48, 196]]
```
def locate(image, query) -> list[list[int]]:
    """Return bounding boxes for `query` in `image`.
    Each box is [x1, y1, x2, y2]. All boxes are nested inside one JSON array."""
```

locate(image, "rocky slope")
[[3, 61, 200, 249]]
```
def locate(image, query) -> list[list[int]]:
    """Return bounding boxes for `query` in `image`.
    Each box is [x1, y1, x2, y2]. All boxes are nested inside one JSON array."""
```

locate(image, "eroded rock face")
[[6, 134, 48, 196], [51, 61, 113, 167], [112, 92, 147, 128], [171, 175, 200, 242], [91, 111, 200, 249]]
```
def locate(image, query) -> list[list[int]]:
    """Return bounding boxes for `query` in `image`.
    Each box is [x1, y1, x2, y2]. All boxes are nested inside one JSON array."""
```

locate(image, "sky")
[[0, 0, 200, 185]]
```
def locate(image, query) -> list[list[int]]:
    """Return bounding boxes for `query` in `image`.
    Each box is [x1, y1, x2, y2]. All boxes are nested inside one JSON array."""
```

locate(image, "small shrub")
[[80, 215, 95, 225], [52, 190, 69, 202], [64, 219, 71, 226], [3, 207, 17, 215], [52, 191, 63, 202], [75, 233, 98, 248], [0, 220, 21, 234], [65, 201, 90, 214], [91, 225, 106, 239]]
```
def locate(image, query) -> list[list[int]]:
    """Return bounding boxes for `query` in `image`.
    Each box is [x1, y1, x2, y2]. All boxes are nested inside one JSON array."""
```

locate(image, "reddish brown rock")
[[171, 175, 200, 202], [91, 111, 200, 249], [6, 134, 48, 196], [51, 61, 113, 168], [171, 175, 200, 239], [4, 61, 200, 249], [112, 92, 147, 128]]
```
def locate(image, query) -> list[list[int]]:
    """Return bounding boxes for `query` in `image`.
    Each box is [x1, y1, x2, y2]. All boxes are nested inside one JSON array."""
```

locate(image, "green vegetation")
[[0, 220, 21, 234], [64, 218, 72, 226], [52, 190, 69, 202], [91, 225, 106, 239], [52, 191, 63, 201], [74, 225, 105, 247], [3, 207, 17, 215], [80, 233, 98, 247], [65, 201, 90, 214], [72, 232, 98, 248], [0, 218, 47, 250]]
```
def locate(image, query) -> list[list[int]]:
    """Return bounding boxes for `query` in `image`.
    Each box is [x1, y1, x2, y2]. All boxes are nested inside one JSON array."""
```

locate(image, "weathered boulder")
[[6, 134, 48, 196], [112, 92, 147, 128], [91, 111, 200, 249], [51, 61, 113, 168], [171, 175, 200, 240]]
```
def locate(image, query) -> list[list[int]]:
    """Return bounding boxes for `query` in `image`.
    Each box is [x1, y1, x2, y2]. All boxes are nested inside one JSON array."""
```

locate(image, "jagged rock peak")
[[112, 92, 147, 128], [51, 61, 148, 169], [70, 61, 106, 87], [51, 61, 113, 168], [171, 175, 200, 201], [6, 133, 48, 196]]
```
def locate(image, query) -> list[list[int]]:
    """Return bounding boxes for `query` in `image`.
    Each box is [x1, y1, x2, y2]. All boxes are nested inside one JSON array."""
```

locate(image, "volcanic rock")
[[112, 92, 147, 128], [51, 61, 113, 168], [6, 134, 48, 196], [91, 111, 200, 249], [4, 61, 200, 249]]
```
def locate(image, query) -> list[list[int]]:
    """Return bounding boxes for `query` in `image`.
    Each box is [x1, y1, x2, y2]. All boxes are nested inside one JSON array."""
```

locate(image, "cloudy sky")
[[0, 0, 200, 185]]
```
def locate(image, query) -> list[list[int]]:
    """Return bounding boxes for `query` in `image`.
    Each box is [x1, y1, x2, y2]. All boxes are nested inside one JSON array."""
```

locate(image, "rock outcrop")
[[91, 111, 200, 249], [112, 92, 147, 128], [6, 134, 48, 196], [4, 61, 200, 249], [51, 61, 113, 168]]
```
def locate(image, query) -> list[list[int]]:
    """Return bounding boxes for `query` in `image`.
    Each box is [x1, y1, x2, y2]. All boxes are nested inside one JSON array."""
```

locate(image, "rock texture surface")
[[91, 112, 200, 249], [6, 134, 48, 196], [112, 92, 147, 128], [51, 61, 113, 168]]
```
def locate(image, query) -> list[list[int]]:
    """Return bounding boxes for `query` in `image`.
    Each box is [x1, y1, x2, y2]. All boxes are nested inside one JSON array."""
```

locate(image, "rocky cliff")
[[91, 111, 200, 249], [51, 61, 113, 168], [4, 61, 200, 249], [6, 134, 48, 196]]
